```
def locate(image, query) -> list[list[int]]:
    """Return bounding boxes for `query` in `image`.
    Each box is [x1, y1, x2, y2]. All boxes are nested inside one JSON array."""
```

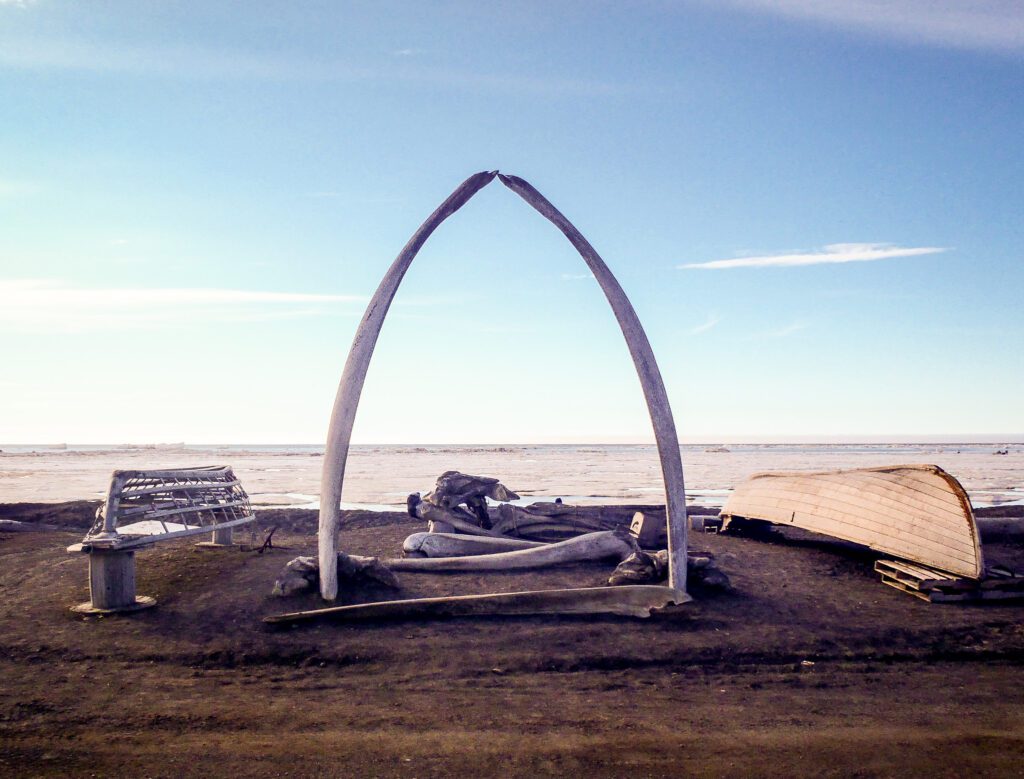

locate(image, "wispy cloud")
[[0, 279, 364, 332], [0, 36, 649, 96], [753, 321, 808, 339], [0, 0, 37, 7], [392, 48, 425, 57], [0, 179, 42, 197], [688, 313, 721, 335], [561, 272, 595, 281], [711, 1, 1024, 55], [300, 191, 406, 205], [680, 243, 947, 270]]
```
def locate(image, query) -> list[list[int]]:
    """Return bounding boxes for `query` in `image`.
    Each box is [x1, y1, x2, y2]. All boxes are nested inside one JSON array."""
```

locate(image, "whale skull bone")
[[384, 530, 636, 573], [403, 532, 545, 558]]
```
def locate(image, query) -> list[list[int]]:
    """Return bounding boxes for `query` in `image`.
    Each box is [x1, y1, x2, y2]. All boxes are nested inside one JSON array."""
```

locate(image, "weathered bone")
[[403, 532, 544, 558], [425, 471, 518, 505], [608, 549, 729, 590], [273, 553, 399, 596], [498, 173, 688, 589], [492, 503, 619, 540], [318, 172, 689, 599], [384, 530, 636, 573], [265, 585, 690, 625], [411, 500, 508, 537], [423, 471, 518, 528]]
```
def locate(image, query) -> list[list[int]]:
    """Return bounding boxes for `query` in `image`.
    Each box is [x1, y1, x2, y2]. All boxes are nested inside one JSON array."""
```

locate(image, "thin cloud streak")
[[0, 279, 364, 332], [688, 313, 721, 335], [0, 179, 42, 197], [0, 279, 362, 306], [710, 0, 1024, 55], [752, 321, 808, 339], [681, 243, 947, 270], [0, 36, 650, 96]]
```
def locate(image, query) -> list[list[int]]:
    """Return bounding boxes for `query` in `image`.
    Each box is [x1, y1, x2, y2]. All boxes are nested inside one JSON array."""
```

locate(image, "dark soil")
[[1, 505, 1023, 777]]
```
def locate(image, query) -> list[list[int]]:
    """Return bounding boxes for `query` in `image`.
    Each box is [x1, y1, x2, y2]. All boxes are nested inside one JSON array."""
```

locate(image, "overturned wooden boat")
[[720, 464, 983, 579]]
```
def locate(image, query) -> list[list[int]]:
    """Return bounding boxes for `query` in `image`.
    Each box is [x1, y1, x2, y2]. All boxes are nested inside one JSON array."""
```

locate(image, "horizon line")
[[4, 435, 1022, 447]]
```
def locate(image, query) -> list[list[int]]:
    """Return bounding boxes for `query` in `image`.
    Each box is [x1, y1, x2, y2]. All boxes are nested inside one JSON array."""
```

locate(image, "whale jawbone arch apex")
[[317, 172, 688, 601]]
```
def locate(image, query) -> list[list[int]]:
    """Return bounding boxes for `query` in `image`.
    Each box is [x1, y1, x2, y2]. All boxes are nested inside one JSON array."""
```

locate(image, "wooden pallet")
[[875, 559, 1024, 603]]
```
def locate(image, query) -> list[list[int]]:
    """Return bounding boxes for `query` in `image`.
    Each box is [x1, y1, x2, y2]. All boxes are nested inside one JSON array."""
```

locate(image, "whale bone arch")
[[318, 171, 688, 600]]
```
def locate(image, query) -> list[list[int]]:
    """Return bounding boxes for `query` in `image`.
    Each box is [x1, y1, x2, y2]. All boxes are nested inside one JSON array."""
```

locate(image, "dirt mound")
[[255, 508, 408, 535], [2, 505, 1023, 777], [976, 504, 1024, 517], [0, 501, 100, 529]]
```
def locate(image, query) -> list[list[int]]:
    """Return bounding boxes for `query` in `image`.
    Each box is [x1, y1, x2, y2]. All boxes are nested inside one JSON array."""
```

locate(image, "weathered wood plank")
[[265, 585, 689, 625]]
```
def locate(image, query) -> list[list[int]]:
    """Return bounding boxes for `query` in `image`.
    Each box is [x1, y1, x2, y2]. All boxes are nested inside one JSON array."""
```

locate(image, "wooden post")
[[196, 525, 234, 548], [71, 548, 156, 614]]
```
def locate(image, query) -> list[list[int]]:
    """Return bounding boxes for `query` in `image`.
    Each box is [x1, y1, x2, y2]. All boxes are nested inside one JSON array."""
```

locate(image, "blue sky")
[[1, 0, 1021, 443]]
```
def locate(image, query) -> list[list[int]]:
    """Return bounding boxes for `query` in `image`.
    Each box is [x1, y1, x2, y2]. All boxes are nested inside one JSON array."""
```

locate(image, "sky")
[[0, 0, 1022, 444]]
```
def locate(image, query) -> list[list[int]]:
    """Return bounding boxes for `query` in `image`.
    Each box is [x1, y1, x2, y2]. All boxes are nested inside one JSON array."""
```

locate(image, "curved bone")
[[318, 171, 497, 599], [424, 471, 518, 508], [385, 530, 635, 573], [412, 500, 507, 537], [265, 585, 690, 626], [498, 174, 688, 590], [403, 532, 544, 558], [318, 171, 688, 599]]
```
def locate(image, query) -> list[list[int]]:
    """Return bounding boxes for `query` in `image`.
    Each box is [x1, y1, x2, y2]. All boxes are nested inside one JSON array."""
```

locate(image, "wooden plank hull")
[[721, 464, 983, 579]]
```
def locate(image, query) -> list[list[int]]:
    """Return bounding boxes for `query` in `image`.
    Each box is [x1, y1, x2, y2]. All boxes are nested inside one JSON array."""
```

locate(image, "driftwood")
[[403, 532, 544, 558], [272, 553, 399, 597], [265, 585, 690, 625], [318, 171, 688, 600], [384, 530, 636, 573], [256, 526, 279, 554]]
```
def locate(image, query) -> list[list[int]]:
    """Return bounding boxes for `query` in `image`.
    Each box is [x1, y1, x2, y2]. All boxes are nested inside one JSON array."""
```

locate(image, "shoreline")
[[1, 443, 1021, 509]]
